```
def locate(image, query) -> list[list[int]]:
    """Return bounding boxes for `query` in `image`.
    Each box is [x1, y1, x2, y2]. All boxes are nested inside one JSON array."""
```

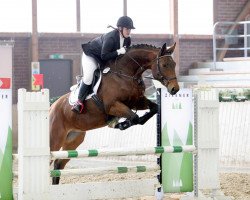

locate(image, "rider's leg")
[[71, 82, 91, 113], [71, 53, 98, 113]]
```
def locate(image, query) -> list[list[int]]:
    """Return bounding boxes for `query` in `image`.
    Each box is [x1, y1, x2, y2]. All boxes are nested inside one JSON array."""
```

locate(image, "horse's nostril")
[[170, 87, 179, 95], [171, 87, 178, 95]]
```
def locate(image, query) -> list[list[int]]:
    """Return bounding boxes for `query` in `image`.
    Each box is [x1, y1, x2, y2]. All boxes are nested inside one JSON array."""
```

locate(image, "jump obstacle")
[[16, 88, 231, 200]]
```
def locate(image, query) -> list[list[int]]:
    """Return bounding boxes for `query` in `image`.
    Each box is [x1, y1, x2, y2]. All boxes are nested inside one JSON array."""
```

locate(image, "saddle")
[[69, 68, 110, 111]]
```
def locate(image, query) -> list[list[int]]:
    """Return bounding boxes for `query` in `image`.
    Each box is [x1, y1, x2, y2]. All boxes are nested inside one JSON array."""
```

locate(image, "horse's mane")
[[108, 44, 160, 67], [127, 44, 160, 52]]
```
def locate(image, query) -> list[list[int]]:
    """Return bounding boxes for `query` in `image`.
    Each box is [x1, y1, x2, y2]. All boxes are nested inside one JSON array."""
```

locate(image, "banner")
[[33, 74, 44, 89], [0, 78, 11, 89], [161, 88, 193, 192], [0, 43, 13, 199], [31, 62, 40, 91], [0, 89, 12, 200]]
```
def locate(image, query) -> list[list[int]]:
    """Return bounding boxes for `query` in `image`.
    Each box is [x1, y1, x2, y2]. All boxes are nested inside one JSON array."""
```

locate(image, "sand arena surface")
[[13, 158, 250, 200], [59, 172, 250, 200]]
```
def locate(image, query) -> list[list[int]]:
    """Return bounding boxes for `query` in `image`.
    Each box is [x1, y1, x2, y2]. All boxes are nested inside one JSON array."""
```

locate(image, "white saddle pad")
[[68, 73, 102, 105]]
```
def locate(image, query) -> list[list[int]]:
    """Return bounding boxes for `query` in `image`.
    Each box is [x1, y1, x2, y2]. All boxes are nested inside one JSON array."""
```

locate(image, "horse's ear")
[[159, 43, 167, 56], [166, 42, 176, 54]]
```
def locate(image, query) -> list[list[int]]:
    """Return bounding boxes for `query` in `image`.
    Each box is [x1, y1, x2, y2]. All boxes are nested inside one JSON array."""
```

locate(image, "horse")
[[50, 43, 179, 184]]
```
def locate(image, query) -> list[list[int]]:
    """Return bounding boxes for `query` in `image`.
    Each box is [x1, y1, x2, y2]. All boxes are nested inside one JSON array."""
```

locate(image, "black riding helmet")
[[116, 16, 135, 29]]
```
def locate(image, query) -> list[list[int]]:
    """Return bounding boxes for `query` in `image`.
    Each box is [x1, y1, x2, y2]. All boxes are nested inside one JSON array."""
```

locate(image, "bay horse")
[[50, 43, 179, 184]]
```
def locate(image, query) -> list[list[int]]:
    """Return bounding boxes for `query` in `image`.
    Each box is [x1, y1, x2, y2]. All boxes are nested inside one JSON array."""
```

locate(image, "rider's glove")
[[117, 47, 126, 55]]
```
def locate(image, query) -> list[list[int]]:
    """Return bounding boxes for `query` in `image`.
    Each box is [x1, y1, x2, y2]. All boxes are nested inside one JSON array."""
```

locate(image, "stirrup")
[[71, 100, 84, 113]]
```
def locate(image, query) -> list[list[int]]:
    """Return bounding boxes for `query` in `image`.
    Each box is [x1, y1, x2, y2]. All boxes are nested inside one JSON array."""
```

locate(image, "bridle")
[[156, 55, 177, 86], [111, 52, 177, 86]]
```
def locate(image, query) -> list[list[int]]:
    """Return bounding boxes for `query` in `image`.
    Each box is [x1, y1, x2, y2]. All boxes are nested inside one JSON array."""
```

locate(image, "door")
[[40, 59, 72, 98]]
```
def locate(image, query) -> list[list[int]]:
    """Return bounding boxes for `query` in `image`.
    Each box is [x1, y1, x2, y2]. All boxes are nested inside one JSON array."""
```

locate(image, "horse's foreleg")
[[108, 101, 139, 130], [52, 131, 86, 185], [137, 100, 158, 125]]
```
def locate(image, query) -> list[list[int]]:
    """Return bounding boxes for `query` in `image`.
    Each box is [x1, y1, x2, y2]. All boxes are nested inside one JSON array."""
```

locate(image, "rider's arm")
[[101, 37, 119, 61]]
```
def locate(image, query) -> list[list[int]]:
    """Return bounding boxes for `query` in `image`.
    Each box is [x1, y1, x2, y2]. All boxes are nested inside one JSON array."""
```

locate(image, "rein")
[[110, 52, 177, 86]]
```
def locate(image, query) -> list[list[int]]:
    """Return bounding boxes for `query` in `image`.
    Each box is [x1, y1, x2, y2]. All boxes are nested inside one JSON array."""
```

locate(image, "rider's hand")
[[117, 47, 126, 55]]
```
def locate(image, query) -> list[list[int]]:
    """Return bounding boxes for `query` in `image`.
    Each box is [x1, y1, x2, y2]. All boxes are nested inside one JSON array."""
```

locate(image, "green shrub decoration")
[[219, 89, 250, 102]]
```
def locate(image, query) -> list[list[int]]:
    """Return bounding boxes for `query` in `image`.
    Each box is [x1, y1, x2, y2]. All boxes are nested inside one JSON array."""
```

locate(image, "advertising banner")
[[0, 43, 13, 199], [31, 62, 40, 91], [0, 89, 12, 200], [161, 88, 193, 192]]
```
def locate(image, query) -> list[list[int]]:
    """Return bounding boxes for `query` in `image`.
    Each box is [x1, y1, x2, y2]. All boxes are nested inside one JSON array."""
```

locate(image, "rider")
[[72, 16, 135, 113]]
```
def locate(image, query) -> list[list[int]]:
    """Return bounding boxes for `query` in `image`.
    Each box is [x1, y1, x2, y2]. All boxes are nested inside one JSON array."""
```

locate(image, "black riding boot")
[[71, 83, 91, 113]]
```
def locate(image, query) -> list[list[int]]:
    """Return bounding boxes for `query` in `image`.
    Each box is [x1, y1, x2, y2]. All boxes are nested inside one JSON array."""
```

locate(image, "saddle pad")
[[68, 72, 102, 105]]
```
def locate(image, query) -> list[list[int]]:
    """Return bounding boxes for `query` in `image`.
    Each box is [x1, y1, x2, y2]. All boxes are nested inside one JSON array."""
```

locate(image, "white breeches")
[[81, 52, 98, 85]]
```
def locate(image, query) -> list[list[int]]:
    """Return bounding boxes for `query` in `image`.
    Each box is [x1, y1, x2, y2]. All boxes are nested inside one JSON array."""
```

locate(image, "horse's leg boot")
[[115, 115, 139, 130], [71, 83, 91, 113]]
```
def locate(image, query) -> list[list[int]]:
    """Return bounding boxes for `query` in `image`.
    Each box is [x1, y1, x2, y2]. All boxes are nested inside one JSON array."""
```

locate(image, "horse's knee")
[[149, 102, 158, 113], [131, 114, 139, 124]]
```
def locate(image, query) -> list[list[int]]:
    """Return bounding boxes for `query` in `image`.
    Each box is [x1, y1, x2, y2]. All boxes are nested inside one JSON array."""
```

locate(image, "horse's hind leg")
[[52, 131, 86, 185]]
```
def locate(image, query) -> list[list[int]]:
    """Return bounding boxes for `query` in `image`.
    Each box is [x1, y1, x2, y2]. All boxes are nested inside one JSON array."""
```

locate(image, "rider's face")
[[122, 27, 131, 38]]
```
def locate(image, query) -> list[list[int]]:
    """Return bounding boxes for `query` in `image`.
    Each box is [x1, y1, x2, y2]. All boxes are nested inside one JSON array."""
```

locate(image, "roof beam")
[[169, 0, 180, 75], [32, 0, 38, 62], [76, 0, 81, 32], [123, 0, 127, 16]]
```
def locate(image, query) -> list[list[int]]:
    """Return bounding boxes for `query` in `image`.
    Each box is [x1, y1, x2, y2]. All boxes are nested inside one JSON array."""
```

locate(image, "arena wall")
[[0, 0, 248, 104]]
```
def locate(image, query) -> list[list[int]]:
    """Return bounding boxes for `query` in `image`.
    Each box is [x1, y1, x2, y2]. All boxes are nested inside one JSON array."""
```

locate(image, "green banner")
[[161, 88, 193, 193]]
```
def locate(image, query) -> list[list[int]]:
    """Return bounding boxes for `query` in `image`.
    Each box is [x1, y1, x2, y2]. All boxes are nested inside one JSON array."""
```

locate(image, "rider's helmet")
[[116, 16, 135, 29]]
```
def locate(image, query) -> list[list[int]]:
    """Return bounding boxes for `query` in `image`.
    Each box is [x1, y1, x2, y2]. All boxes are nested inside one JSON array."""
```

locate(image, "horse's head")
[[111, 43, 179, 95], [151, 43, 179, 95]]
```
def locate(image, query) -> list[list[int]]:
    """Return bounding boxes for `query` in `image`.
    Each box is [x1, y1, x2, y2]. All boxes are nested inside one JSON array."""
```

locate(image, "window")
[[179, 0, 213, 34], [0, 0, 213, 34], [81, 0, 122, 33], [0, 0, 31, 32], [127, 0, 170, 34], [38, 0, 76, 32]]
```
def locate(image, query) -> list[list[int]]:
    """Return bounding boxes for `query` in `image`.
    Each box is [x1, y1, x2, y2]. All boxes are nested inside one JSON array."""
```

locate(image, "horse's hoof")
[[121, 121, 131, 130], [114, 123, 123, 130], [114, 120, 132, 130]]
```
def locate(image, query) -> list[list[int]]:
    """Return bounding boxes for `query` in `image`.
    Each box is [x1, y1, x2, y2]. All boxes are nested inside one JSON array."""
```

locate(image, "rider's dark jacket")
[[82, 29, 131, 68]]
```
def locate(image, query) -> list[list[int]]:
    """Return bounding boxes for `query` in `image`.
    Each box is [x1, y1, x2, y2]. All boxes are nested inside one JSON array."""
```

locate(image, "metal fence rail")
[[213, 21, 250, 69]]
